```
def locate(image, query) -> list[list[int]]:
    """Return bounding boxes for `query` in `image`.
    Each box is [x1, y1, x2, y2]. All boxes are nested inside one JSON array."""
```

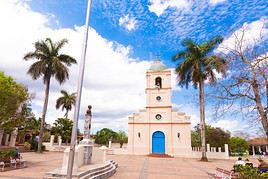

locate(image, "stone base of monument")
[[43, 160, 118, 179], [43, 145, 118, 179]]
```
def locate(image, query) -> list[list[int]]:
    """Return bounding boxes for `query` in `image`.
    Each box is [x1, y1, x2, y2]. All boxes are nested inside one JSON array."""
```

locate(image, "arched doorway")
[[152, 131, 165, 154]]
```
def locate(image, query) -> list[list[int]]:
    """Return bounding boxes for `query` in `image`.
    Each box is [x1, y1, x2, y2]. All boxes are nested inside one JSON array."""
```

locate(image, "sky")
[[0, 0, 267, 136]]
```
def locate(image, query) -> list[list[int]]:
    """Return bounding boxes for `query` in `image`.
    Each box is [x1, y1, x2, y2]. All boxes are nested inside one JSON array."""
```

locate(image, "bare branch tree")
[[210, 22, 268, 137]]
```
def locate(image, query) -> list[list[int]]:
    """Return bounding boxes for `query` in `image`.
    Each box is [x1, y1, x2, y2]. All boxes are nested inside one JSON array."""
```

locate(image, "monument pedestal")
[[79, 138, 94, 165]]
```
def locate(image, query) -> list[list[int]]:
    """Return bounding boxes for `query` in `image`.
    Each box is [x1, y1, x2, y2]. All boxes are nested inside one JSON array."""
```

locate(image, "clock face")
[[156, 96, 161, 101], [155, 114, 162, 120]]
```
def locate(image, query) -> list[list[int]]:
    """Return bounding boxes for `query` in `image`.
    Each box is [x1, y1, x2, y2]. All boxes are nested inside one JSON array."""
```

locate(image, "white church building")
[[127, 59, 192, 157]]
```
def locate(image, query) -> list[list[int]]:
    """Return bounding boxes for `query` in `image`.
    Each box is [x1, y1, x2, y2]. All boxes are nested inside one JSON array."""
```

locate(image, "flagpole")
[[66, 0, 92, 178]]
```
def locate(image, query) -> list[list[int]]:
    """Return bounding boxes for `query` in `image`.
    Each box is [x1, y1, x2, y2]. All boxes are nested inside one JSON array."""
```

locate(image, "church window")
[[155, 114, 162, 120], [156, 96, 161, 101], [138, 132, 141, 138], [155, 77, 162, 88]]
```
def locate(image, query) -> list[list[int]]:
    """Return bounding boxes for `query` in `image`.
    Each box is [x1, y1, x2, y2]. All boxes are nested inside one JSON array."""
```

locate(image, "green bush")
[[28, 139, 45, 151], [234, 165, 268, 178], [24, 141, 31, 150], [0, 150, 17, 161]]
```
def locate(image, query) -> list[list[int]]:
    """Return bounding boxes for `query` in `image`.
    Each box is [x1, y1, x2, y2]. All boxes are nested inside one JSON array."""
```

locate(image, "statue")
[[80, 105, 93, 165], [84, 105, 92, 139], [86, 105, 92, 116]]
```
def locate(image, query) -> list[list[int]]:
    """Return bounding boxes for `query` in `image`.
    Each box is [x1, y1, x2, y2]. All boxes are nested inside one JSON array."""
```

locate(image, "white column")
[[50, 135, 55, 146], [207, 144, 210, 152], [99, 146, 107, 163], [218, 147, 221, 152], [0, 130, 4, 146], [58, 136, 62, 147], [252, 146, 255, 156], [108, 140, 112, 149], [259, 146, 262, 153], [5, 134, 10, 146], [224, 144, 229, 157], [9, 128, 18, 147]]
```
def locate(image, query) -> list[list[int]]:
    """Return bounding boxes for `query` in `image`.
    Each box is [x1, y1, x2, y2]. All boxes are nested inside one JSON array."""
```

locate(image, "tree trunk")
[[38, 78, 51, 153], [199, 78, 208, 161], [252, 79, 268, 137]]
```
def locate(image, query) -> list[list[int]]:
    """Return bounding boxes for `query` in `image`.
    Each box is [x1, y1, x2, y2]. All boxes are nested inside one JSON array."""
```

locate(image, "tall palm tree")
[[56, 90, 76, 118], [24, 38, 77, 153], [173, 36, 226, 161]]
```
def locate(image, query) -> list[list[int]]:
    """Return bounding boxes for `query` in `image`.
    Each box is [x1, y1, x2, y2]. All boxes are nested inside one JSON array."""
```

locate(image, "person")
[[234, 157, 246, 166], [245, 159, 253, 167], [15, 147, 20, 159], [258, 159, 268, 173]]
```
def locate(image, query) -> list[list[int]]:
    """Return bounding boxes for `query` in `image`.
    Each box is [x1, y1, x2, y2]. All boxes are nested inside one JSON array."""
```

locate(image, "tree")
[[116, 131, 128, 148], [56, 90, 76, 118], [192, 124, 230, 149], [95, 128, 117, 145], [24, 38, 77, 152], [0, 72, 29, 131], [173, 37, 226, 161], [51, 118, 73, 144], [229, 137, 249, 155], [212, 26, 268, 138]]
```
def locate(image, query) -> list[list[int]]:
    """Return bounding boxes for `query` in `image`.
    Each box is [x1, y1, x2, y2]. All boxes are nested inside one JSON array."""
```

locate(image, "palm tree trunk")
[[199, 78, 208, 161], [65, 110, 69, 119], [38, 78, 51, 153]]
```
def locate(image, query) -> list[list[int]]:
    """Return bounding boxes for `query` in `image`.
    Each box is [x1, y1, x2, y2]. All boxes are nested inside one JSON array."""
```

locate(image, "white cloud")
[[210, 119, 239, 132], [119, 14, 137, 31], [209, 0, 226, 5], [148, 0, 190, 17], [0, 0, 151, 133], [217, 18, 268, 54], [0, 0, 181, 133]]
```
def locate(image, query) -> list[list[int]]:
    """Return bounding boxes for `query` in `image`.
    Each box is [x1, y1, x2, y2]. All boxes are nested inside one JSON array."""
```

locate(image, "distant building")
[[248, 138, 268, 155], [127, 59, 192, 157]]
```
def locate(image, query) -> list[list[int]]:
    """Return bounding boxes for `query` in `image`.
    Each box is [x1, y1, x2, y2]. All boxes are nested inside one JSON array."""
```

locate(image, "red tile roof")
[[248, 138, 268, 145]]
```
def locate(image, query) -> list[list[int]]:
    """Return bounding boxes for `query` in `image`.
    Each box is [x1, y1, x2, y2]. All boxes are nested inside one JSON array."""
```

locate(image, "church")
[[128, 59, 192, 157]]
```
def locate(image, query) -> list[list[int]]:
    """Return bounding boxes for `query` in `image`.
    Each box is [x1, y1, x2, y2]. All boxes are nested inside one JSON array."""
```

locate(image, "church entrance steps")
[[147, 153, 173, 158]]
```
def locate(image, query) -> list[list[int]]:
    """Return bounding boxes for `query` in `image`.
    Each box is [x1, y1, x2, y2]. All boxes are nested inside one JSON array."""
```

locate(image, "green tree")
[[56, 90, 76, 118], [24, 38, 77, 152], [0, 72, 29, 131], [191, 124, 230, 149], [95, 128, 117, 145], [229, 137, 249, 155], [116, 131, 128, 148], [51, 118, 73, 144], [173, 36, 226, 161]]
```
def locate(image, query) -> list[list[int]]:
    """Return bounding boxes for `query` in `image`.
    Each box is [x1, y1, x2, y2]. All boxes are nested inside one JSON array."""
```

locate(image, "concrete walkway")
[[108, 155, 252, 179], [0, 152, 260, 179]]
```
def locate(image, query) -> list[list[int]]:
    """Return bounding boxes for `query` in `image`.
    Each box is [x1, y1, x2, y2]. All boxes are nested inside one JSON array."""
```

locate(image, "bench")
[[208, 167, 238, 179], [0, 157, 26, 172]]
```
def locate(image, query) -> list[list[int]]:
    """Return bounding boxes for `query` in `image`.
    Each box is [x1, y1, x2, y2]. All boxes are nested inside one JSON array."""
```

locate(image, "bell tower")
[[146, 59, 172, 122]]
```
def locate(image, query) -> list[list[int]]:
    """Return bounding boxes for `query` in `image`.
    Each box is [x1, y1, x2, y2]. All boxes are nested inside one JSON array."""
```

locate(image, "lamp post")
[[66, 0, 92, 178]]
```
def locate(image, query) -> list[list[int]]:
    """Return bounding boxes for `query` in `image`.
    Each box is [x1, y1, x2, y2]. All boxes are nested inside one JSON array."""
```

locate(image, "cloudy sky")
[[0, 0, 267, 135]]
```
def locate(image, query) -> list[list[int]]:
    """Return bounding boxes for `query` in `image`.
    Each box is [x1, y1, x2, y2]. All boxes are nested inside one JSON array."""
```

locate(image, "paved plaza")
[[0, 152, 261, 179]]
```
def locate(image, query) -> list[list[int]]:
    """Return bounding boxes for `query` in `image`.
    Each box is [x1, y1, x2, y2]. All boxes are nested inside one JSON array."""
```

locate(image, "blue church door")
[[152, 131, 165, 154]]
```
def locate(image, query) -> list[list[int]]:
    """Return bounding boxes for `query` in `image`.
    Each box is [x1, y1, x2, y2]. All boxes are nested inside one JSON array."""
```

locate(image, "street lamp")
[[66, 0, 92, 178]]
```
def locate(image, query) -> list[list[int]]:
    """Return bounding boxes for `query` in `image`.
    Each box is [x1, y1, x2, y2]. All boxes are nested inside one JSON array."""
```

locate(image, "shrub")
[[24, 142, 31, 150]]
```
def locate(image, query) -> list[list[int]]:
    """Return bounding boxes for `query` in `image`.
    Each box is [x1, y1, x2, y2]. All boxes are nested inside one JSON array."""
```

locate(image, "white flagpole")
[[66, 0, 92, 178]]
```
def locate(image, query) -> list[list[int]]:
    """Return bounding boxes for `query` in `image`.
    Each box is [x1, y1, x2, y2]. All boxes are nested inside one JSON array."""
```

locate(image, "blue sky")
[[0, 0, 267, 136]]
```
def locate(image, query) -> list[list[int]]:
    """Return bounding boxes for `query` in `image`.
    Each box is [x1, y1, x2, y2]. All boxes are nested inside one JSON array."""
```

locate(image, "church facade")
[[128, 59, 192, 157]]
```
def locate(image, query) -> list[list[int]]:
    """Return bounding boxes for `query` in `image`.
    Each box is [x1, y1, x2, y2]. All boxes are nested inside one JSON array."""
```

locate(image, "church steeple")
[[149, 58, 168, 71]]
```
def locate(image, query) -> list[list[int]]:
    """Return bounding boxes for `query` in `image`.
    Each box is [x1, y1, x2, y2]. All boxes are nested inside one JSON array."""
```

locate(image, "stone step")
[[147, 153, 173, 158], [43, 160, 117, 179]]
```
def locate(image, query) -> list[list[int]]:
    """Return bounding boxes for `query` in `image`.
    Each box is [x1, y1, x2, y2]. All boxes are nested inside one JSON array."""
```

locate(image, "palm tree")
[[56, 90, 76, 118], [24, 38, 77, 153], [173, 36, 226, 161]]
